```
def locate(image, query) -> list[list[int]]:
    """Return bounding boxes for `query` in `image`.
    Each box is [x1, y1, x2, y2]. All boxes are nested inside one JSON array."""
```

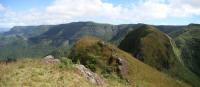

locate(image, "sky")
[[0, 0, 200, 28]]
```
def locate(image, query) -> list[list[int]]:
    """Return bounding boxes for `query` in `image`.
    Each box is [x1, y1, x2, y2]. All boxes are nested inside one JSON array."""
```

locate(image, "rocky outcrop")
[[116, 57, 128, 78], [109, 55, 129, 78], [43, 55, 60, 64], [75, 64, 105, 87]]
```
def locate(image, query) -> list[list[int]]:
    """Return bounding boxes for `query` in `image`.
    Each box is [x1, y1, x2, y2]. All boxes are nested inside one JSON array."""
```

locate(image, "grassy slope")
[[0, 59, 128, 87], [118, 25, 200, 87], [69, 36, 191, 87], [119, 25, 180, 70]]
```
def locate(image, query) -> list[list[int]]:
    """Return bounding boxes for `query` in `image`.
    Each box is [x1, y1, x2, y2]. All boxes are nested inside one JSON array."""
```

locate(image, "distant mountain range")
[[3, 25, 54, 38], [0, 22, 191, 59]]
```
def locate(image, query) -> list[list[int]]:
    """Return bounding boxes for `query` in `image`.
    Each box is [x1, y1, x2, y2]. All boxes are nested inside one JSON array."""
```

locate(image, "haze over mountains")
[[0, 28, 9, 33], [0, 21, 200, 87]]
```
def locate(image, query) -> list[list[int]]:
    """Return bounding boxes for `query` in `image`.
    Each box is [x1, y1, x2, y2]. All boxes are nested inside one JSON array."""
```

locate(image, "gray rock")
[[43, 55, 60, 64], [117, 57, 128, 77], [75, 64, 105, 87], [44, 55, 54, 59]]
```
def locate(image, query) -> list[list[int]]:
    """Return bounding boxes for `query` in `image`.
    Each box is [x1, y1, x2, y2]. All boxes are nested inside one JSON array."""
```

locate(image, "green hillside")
[[69, 36, 191, 87], [170, 24, 200, 77], [119, 25, 200, 87], [0, 25, 55, 59], [0, 25, 58, 59]]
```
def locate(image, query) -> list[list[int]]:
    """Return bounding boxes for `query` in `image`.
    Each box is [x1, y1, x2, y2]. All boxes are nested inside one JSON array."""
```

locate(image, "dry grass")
[[0, 58, 127, 87]]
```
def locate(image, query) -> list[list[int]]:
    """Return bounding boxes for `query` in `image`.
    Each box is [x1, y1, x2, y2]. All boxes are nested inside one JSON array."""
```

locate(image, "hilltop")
[[119, 25, 180, 70]]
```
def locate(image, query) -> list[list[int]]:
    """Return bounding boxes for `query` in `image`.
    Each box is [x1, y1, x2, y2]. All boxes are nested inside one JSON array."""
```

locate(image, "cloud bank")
[[0, 0, 200, 27]]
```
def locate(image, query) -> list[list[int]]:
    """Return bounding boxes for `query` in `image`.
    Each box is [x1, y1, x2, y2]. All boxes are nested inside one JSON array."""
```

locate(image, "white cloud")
[[168, 0, 200, 17], [0, 0, 200, 27], [45, 0, 124, 22], [129, 0, 168, 20]]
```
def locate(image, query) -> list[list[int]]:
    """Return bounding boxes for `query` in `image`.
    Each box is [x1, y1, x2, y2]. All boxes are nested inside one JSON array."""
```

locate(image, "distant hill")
[[3, 25, 54, 38], [30, 22, 118, 46], [118, 25, 200, 87], [110, 24, 186, 45], [0, 22, 187, 59], [170, 24, 200, 77], [156, 25, 186, 34], [0, 25, 54, 46], [69, 36, 191, 87], [0, 25, 55, 59]]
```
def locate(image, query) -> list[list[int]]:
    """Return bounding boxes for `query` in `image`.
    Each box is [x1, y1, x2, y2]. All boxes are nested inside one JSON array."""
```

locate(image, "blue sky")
[[0, 0, 53, 11], [0, 0, 200, 28]]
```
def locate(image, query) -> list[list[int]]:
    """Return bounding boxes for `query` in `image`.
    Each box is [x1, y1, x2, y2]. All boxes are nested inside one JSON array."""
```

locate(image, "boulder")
[[108, 54, 129, 79], [75, 64, 105, 87], [116, 57, 128, 78]]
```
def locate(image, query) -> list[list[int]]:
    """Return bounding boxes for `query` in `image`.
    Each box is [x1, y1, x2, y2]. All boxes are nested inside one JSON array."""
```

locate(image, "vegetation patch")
[[69, 36, 191, 87]]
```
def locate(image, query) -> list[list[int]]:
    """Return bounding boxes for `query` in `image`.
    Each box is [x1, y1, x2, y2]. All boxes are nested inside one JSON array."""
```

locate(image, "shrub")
[[59, 57, 73, 69]]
